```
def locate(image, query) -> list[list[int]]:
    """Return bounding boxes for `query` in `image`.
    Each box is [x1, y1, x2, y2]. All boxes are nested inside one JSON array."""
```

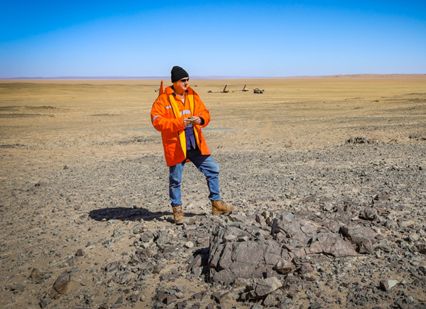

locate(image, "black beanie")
[[171, 66, 189, 83]]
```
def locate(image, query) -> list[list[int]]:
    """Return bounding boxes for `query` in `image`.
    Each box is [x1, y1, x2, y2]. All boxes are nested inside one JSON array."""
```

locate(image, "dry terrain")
[[0, 76, 425, 308]]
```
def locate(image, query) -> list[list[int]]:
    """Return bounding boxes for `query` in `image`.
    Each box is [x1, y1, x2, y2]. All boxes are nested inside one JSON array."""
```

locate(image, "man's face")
[[173, 77, 190, 94]]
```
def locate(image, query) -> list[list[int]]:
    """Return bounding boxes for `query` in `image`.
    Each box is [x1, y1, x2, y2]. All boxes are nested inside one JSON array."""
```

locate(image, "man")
[[150, 66, 234, 224]]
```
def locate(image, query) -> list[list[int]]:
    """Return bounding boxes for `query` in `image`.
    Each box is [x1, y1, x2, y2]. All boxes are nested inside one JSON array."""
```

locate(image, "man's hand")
[[185, 116, 202, 125]]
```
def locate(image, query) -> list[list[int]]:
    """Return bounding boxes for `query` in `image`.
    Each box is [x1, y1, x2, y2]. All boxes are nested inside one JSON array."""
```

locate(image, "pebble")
[[53, 271, 71, 294], [379, 279, 399, 291], [184, 241, 194, 248]]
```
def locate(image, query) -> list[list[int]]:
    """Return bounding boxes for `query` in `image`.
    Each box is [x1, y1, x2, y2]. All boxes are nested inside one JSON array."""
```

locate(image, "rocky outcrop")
[[208, 212, 375, 286]]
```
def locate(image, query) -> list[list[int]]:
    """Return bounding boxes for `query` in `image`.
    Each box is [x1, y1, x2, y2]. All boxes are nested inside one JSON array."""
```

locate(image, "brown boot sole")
[[212, 209, 232, 216]]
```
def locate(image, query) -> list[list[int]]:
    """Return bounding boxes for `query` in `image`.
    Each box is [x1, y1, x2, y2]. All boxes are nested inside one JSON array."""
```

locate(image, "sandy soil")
[[0, 76, 425, 308]]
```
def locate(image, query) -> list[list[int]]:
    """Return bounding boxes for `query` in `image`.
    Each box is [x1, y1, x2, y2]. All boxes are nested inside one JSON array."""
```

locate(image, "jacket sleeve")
[[150, 97, 185, 133], [193, 94, 211, 128]]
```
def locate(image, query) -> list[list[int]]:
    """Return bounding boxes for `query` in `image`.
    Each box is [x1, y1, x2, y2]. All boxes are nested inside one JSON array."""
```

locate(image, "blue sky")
[[1, 0, 425, 78]]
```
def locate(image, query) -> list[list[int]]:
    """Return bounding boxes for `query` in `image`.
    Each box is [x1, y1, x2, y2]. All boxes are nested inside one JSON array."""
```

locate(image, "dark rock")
[[263, 292, 280, 306], [209, 213, 373, 285], [127, 293, 140, 303], [271, 212, 320, 246], [188, 248, 209, 277], [154, 287, 179, 305], [53, 271, 71, 294], [218, 291, 238, 306], [113, 271, 133, 284], [416, 243, 426, 254], [359, 208, 377, 221], [346, 137, 372, 144], [340, 225, 376, 254], [408, 133, 426, 140], [273, 259, 295, 274], [155, 230, 174, 250], [255, 213, 266, 225], [209, 224, 286, 284], [191, 291, 207, 300], [308, 232, 358, 257], [39, 295, 51, 308], [252, 277, 282, 298], [75, 248, 84, 257], [104, 261, 121, 272], [140, 230, 157, 243], [296, 262, 314, 275]]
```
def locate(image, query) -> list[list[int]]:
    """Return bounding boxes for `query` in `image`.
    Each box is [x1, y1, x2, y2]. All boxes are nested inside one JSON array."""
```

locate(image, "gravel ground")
[[1, 139, 425, 308]]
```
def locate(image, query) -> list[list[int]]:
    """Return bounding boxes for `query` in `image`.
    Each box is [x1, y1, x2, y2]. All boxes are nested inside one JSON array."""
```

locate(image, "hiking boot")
[[172, 205, 184, 225], [211, 200, 234, 216]]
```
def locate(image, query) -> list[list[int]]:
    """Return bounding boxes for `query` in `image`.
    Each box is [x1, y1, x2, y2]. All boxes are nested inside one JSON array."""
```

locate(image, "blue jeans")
[[169, 149, 221, 207]]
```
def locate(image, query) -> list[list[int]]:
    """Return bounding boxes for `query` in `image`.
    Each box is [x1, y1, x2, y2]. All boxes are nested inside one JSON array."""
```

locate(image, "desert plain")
[[0, 75, 425, 308]]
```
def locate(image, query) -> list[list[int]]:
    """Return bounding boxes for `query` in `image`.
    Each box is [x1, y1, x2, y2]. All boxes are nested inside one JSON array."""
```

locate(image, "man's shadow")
[[89, 207, 203, 223]]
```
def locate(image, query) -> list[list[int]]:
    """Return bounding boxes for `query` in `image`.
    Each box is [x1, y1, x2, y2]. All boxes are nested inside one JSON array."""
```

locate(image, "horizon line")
[[1, 73, 426, 80]]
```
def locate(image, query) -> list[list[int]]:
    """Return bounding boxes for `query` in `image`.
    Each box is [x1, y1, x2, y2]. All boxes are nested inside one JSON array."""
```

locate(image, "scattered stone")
[[273, 259, 295, 274], [263, 292, 280, 307], [127, 293, 140, 303], [75, 248, 84, 257], [379, 279, 399, 291], [252, 277, 282, 297], [308, 232, 358, 257], [133, 224, 144, 234], [309, 302, 322, 309], [53, 271, 71, 294], [191, 291, 207, 300], [7, 283, 25, 294], [416, 243, 426, 254], [212, 290, 234, 305], [2, 105, 425, 309], [408, 133, 426, 140], [346, 137, 373, 144], [154, 287, 179, 305], [296, 262, 314, 275], [359, 208, 377, 221], [185, 241, 194, 248], [104, 261, 121, 273], [340, 225, 376, 254], [29, 268, 48, 284], [39, 295, 51, 308], [271, 212, 320, 246]]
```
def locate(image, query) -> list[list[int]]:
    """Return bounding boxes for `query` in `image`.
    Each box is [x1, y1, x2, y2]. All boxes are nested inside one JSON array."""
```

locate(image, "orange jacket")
[[151, 86, 211, 166]]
